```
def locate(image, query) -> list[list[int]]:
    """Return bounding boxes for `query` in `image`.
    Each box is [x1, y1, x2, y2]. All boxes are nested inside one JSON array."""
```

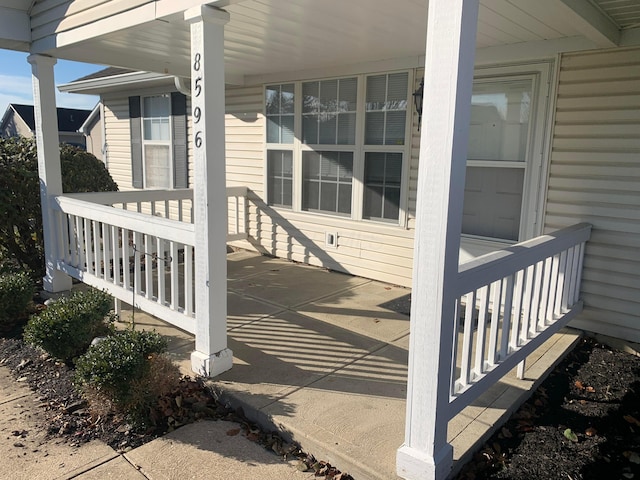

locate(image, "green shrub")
[[23, 288, 115, 363], [0, 272, 34, 333], [0, 137, 118, 279], [75, 329, 174, 425]]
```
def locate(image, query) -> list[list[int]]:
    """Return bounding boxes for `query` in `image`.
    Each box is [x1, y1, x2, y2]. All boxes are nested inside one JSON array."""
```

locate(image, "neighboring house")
[[2, 1, 639, 478], [0, 103, 91, 148], [78, 103, 103, 160]]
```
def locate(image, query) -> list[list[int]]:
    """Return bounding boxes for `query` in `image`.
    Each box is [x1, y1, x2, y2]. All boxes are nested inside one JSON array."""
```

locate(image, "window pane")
[[366, 75, 386, 111], [365, 112, 385, 145], [468, 79, 532, 162], [338, 184, 352, 214], [281, 115, 294, 143], [144, 96, 170, 117], [321, 153, 338, 180], [318, 114, 337, 144], [320, 80, 337, 112], [145, 145, 170, 188], [302, 115, 318, 144], [303, 181, 319, 210], [385, 111, 406, 146], [462, 166, 524, 240], [303, 82, 319, 114], [339, 77, 358, 111], [281, 84, 295, 114], [320, 183, 337, 212], [265, 86, 280, 115], [337, 113, 356, 144], [363, 152, 402, 221], [387, 73, 408, 109], [266, 117, 280, 143], [303, 151, 320, 180]]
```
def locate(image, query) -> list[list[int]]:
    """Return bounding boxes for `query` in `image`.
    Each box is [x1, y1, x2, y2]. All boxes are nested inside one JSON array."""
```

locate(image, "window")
[[129, 93, 188, 189], [265, 72, 409, 224], [462, 66, 550, 242], [142, 95, 171, 189]]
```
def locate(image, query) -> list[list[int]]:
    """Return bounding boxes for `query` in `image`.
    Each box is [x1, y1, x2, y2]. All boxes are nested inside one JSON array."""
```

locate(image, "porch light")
[[412, 77, 424, 130]]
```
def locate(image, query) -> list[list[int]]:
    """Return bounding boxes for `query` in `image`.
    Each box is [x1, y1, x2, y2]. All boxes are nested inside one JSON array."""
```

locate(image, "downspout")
[[100, 100, 107, 167]]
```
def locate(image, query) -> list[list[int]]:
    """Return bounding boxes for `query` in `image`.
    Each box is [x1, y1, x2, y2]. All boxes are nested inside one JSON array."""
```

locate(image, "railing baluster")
[[93, 221, 101, 277], [134, 232, 143, 299], [170, 241, 179, 311], [521, 264, 535, 341], [487, 279, 502, 366], [530, 260, 544, 334], [460, 291, 475, 388], [102, 223, 111, 281], [573, 243, 586, 305], [554, 250, 568, 318], [84, 218, 93, 275], [157, 237, 166, 306], [509, 269, 524, 350], [145, 234, 154, 300], [185, 245, 193, 316], [122, 228, 131, 292], [474, 285, 489, 376], [450, 298, 461, 397], [112, 225, 120, 286], [539, 256, 553, 327], [500, 274, 514, 360]]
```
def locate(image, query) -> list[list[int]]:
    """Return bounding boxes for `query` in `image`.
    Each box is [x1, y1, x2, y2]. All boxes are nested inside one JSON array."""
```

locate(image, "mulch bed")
[[456, 337, 640, 480]]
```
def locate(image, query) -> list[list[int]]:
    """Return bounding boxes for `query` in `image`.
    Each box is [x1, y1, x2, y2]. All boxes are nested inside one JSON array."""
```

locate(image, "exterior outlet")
[[325, 232, 338, 248]]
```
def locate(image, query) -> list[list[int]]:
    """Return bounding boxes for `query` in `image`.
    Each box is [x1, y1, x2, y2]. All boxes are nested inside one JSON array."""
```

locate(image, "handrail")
[[63, 189, 193, 205]]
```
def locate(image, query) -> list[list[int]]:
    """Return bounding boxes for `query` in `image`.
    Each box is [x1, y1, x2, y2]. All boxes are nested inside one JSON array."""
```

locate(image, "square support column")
[[396, 1, 479, 479], [185, 5, 233, 377], [28, 54, 72, 293]]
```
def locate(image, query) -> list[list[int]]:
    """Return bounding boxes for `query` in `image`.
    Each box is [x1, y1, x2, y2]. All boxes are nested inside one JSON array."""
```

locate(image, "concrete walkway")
[[122, 250, 581, 480], [1, 250, 580, 479]]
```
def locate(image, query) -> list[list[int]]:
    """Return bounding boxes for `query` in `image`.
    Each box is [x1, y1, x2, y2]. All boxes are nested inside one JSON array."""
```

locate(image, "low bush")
[[23, 288, 115, 363], [0, 272, 34, 333], [74, 329, 177, 426]]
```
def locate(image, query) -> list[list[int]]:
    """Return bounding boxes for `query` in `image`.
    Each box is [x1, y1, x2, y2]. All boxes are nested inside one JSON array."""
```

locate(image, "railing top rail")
[[457, 223, 592, 295], [63, 186, 247, 206], [63, 189, 194, 205], [53, 195, 196, 245]]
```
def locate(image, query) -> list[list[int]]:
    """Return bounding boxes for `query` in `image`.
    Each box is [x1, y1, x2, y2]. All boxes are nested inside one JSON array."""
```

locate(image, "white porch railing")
[[49, 187, 248, 335], [448, 223, 591, 417]]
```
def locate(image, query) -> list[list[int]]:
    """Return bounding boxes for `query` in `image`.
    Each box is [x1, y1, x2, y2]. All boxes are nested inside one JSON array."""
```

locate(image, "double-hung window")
[[265, 72, 409, 225], [142, 95, 171, 189], [462, 64, 551, 243]]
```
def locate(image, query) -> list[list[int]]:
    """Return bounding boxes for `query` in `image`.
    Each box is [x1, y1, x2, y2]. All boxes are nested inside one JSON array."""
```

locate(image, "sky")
[[0, 49, 103, 114]]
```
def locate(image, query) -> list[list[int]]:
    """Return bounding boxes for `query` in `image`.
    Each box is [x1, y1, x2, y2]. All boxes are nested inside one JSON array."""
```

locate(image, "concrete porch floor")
[[117, 250, 581, 480]]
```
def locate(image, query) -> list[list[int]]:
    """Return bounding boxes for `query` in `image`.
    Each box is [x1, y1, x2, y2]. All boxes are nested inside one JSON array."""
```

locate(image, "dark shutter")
[[171, 92, 188, 189], [129, 96, 143, 188]]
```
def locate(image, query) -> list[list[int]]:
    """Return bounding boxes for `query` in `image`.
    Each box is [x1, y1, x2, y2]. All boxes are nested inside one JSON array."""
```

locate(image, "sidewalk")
[[0, 366, 312, 480]]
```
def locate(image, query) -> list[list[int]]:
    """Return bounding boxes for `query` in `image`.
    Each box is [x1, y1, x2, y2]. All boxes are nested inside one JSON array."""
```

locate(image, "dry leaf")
[[574, 380, 585, 390], [501, 427, 513, 438], [226, 428, 240, 436], [585, 427, 597, 437], [586, 386, 596, 393], [624, 415, 640, 426]]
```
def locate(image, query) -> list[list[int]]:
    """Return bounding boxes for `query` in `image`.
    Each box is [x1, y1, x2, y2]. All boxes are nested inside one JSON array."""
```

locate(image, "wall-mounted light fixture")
[[413, 77, 424, 130]]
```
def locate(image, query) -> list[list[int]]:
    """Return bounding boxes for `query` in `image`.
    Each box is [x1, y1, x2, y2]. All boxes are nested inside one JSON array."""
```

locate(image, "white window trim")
[[462, 62, 553, 244], [141, 94, 174, 189], [264, 70, 413, 228]]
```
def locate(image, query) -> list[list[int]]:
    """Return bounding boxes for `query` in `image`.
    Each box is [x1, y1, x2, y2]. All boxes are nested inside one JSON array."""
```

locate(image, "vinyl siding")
[[545, 46, 640, 342]]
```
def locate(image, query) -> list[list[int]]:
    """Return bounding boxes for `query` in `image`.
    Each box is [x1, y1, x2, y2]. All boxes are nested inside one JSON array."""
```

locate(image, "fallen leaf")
[[501, 427, 513, 438], [563, 428, 578, 443], [226, 428, 240, 436], [585, 427, 597, 437], [624, 415, 640, 426], [586, 386, 596, 393], [574, 380, 585, 390], [624, 451, 640, 464]]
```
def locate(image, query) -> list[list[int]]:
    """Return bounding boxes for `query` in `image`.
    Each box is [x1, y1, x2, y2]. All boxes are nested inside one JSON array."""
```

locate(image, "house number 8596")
[[194, 52, 203, 149]]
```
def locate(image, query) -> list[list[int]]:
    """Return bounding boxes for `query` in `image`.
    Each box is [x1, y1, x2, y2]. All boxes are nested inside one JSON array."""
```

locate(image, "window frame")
[[264, 71, 413, 227], [141, 94, 173, 189]]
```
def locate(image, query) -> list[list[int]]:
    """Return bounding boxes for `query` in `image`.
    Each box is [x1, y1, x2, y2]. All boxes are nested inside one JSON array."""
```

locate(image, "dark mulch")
[[0, 332, 352, 479], [456, 337, 640, 480]]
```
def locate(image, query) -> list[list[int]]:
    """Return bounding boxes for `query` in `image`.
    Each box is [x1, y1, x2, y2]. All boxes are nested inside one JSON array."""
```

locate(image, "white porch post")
[[184, 5, 233, 377], [27, 54, 72, 293], [396, 1, 479, 480]]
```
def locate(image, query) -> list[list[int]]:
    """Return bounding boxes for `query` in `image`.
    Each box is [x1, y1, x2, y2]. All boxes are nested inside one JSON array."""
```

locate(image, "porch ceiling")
[[1, 0, 639, 83]]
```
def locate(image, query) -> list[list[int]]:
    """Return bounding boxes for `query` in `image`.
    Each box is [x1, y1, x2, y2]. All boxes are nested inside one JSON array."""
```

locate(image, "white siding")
[[545, 46, 640, 342]]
